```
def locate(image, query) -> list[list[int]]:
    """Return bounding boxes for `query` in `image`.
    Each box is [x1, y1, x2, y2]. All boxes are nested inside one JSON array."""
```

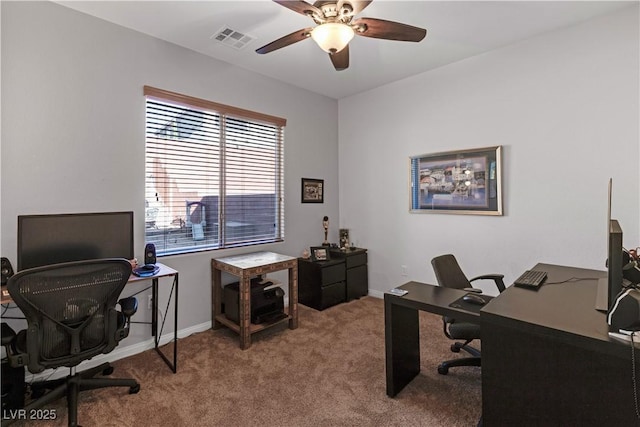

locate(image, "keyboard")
[[514, 270, 547, 289]]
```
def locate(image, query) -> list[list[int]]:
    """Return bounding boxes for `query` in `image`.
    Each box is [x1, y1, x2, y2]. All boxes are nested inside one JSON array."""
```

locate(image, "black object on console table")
[[329, 247, 368, 301], [298, 258, 346, 310]]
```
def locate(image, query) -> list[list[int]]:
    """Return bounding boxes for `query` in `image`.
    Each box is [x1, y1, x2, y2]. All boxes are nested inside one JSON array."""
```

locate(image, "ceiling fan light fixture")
[[311, 23, 354, 53]]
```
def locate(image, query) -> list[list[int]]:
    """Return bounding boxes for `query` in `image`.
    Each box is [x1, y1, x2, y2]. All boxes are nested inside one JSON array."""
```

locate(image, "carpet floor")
[[11, 296, 482, 426]]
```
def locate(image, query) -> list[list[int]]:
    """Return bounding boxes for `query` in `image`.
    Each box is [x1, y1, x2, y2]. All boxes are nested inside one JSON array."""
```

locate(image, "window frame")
[[144, 86, 286, 256]]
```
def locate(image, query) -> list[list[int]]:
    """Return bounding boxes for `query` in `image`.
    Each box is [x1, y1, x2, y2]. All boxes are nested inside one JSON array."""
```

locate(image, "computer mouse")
[[462, 294, 486, 305]]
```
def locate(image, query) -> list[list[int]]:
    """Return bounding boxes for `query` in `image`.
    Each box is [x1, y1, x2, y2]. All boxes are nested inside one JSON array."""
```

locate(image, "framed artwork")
[[409, 146, 502, 215], [310, 246, 330, 262], [301, 178, 324, 203]]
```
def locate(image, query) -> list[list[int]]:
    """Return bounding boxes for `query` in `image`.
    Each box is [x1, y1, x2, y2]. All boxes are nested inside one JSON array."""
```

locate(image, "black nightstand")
[[329, 247, 368, 301], [297, 258, 346, 310]]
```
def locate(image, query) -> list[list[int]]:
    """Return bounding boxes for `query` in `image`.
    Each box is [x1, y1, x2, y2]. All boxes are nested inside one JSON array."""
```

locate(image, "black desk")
[[385, 264, 639, 425], [384, 281, 480, 397], [482, 263, 635, 425]]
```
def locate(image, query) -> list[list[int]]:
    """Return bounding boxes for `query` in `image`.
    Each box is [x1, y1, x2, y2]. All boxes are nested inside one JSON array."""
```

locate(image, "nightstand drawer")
[[320, 281, 346, 310], [321, 263, 346, 285], [346, 252, 367, 269]]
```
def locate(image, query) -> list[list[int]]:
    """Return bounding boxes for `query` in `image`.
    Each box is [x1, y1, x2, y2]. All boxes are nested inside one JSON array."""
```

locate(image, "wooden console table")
[[211, 251, 298, 349]]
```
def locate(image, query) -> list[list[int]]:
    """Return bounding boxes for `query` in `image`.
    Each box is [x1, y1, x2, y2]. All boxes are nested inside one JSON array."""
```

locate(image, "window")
[[144, 86, 285, 255]]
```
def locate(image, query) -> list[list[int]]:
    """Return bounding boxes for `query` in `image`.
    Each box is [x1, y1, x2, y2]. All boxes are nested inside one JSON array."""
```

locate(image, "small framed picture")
[[301, 178, 324, 203], [310, 246, 330, 262]]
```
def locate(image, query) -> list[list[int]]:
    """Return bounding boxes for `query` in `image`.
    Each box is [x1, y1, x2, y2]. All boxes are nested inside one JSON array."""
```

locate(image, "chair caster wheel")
[[102, 366, 114, 376], [437, 365, 449, 375], [129, 384, 140, 394], [451, 344, 461, 353]]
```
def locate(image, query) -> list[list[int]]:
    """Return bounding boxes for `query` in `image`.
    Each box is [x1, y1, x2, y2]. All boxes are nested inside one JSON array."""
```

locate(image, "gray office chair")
[[431, 254, 505, 375], [1, 259, 140, 427]]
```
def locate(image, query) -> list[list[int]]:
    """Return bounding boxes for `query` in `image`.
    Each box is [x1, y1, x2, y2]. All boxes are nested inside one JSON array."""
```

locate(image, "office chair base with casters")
[[437, 356, 481, 375], [437, 338, 482, 375], [18, 363, 140, 427], [2, 328, 141, 427], [451, 341, 476, 353], [28, 362, 140, 398]]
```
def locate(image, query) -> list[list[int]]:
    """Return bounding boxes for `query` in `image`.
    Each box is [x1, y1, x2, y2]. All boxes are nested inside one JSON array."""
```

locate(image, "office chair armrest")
[[1, 322, 16, 346], [1, 322, 29, 368], [469, 274, 506, 293], [118, 297, 138, 318], [463, 288, 483, 293]]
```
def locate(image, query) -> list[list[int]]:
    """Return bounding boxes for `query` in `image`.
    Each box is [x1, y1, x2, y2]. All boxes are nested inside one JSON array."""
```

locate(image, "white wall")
[[1, 2, 339, 346], [339, 5, 640, 296]]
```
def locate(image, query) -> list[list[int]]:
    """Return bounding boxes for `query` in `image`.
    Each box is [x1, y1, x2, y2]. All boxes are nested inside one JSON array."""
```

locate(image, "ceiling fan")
[[255, 0, 427, 71]]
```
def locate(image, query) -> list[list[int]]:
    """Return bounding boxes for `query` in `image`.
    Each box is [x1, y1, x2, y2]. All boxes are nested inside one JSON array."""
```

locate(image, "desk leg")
[[152, 275, 178, 373], [288, 264, 298, 329], [239, 275, 251, 350], [172, 274, 178, 371], [385, 295, 420, 397], [212, 266, 222, 329], [151, 278, 158, 337]]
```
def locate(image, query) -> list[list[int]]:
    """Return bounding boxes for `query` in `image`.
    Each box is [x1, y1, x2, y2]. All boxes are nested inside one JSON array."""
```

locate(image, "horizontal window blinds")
[[144, 87, 285, 255]]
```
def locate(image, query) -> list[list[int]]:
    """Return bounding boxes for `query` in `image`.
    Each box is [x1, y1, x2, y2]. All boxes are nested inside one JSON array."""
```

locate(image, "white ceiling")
[[55, 1, 635, 99]]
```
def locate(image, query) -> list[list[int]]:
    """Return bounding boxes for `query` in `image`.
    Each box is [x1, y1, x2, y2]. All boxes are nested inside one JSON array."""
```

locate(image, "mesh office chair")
[[431, 254, 505, 375], [1, 259, 140, 427]]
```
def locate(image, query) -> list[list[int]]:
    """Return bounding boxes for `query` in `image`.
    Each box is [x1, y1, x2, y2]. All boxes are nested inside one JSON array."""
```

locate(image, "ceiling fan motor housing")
[[256, 0, 427, 71]]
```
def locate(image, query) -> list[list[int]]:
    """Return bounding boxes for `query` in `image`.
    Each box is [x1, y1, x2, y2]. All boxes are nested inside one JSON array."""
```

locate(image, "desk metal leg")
[[385, 295, 420, 397], [152, 274, 178, 373], [151, 278, 158, 337]]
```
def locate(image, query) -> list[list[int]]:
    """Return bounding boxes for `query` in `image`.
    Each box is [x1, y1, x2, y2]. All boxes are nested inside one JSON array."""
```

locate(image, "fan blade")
[[330, 45, 349, 71], [338, 1, 373, 16], [274, 0, 323, 18], [353, 17, 426, 42], [256, 28, 313, 54]]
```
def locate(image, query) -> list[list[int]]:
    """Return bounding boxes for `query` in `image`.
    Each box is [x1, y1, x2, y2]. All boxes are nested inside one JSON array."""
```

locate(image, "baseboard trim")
[[368, 290, 384, 299], [26, 321, 212, 382]]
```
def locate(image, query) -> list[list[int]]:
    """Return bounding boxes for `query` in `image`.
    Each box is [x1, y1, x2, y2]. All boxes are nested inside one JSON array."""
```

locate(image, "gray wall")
[[2, 1, 639, 365], [1, 1, 339, 355], [338, 4, 640, 296]]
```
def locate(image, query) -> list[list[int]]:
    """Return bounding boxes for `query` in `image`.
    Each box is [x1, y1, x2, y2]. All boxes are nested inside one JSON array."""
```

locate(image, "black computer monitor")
[[607, 219, 624, 315], [17, 211, 134, 271], [596, 179, 625, 316]]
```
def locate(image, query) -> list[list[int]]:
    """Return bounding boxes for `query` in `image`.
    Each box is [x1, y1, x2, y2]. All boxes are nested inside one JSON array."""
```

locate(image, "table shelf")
[[214, 313, 292, 334]]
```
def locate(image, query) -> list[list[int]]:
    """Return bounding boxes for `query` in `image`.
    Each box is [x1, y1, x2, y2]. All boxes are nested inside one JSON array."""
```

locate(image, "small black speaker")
[[1, 257, 14, 286], [144, 244, 156, 266]]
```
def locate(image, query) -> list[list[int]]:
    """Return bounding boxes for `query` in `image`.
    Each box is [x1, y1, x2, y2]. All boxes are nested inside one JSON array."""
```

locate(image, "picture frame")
[[409, 146, 502, 215], [310, 246, 330, 262], [339, 228, 350, 249], [301, 178, 324, 203]]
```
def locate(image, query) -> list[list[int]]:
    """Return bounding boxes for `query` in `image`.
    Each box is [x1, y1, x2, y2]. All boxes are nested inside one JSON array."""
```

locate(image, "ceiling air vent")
[[211, 27, 255, 50]]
